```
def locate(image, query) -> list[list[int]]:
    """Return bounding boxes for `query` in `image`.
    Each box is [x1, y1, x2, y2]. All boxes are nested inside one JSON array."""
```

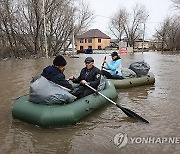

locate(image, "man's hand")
[[69, 76, 75, 80], [80, 80, 88, 85]]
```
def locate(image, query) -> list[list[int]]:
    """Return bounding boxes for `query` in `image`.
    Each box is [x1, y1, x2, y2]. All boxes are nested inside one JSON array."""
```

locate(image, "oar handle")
[[101, 56, 106, 70], [59, 85, 71, 92], [49, 80, 71, 92]]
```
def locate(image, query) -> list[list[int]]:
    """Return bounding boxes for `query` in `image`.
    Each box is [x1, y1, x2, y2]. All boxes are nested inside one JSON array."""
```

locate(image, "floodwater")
[[0, 52, 179, 154]]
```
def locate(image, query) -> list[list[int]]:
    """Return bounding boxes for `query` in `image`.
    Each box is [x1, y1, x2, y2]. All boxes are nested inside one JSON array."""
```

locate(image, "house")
[[76, 29, 111, 51], [134, 39, 149, 50]]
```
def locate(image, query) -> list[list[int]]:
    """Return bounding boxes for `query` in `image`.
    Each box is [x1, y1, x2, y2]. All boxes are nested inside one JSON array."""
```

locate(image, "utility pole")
[[43, 0, 48, 58], [142, 22, 145, 54], [72, 30, 75, 56], [71, 14, 78, 58], [142, 15, 149, 54], [72, 15, 75, 56]]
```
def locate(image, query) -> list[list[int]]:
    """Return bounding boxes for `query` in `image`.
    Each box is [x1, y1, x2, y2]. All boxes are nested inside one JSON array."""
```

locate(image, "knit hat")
[[53, 55, 67, 66], [111, 51, 118, 57], [84, 57, 94, 63]]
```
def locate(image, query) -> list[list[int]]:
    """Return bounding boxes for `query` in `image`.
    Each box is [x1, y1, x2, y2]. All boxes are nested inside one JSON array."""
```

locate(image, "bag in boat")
[[97, 75, 106, 91], [29, 76, 76, 105], [121, 68, 137, 78], [129, 61, 150, 77]]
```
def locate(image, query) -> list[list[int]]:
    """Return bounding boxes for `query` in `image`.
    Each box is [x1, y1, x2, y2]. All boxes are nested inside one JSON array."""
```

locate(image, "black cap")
[[84, 57, 94, 63], [111, 51, 118, 57], [53, 55, 67, 66]]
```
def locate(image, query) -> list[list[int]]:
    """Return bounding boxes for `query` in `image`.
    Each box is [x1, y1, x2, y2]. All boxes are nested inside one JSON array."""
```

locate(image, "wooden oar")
[[49, 80, 71, 92], [85, 83, 149, 123]]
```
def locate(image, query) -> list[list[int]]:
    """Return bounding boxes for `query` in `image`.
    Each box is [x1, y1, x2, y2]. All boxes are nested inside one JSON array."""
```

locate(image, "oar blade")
[[85, 83, 149, 124], [116, 104, 149, 123]]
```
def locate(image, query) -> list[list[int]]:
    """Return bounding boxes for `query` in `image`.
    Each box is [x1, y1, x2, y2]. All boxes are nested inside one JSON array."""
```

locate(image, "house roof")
[[77, 29, 110, 39]]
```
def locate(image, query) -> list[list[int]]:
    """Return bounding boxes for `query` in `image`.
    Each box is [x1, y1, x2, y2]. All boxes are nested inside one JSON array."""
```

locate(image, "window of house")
[[98, 46, 101, 49], [80, 46, 84, 50], [85, 39, 87, 43], [80, 39, 83, 43], [98, 39, 101, 43], [88, 38, 92, 43]]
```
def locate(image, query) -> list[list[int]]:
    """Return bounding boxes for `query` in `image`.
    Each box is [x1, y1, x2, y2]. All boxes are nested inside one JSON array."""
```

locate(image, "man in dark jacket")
[[69, 57, 101, 99], [41, 55, 72, 90]]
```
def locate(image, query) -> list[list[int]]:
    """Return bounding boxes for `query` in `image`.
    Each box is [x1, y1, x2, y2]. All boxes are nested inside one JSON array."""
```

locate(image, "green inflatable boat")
[[12, 80, 117, 127], [108, 72, 155, 89]]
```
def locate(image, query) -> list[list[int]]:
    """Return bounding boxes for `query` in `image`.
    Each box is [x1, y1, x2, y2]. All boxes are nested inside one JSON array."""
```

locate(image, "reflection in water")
[[0, 52, 180, 153], [1, 123, 75, 154]]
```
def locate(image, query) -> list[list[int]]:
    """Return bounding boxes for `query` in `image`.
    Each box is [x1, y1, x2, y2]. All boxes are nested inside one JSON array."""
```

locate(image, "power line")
[[96, 14, 160, 23]]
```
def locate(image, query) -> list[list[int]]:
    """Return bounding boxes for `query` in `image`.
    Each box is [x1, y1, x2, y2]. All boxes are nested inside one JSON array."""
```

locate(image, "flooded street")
[[0, 52, 179, 154]]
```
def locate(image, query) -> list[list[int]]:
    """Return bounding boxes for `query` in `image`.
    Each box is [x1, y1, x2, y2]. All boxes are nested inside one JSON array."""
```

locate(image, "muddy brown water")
[[0, 52, 179, 154]]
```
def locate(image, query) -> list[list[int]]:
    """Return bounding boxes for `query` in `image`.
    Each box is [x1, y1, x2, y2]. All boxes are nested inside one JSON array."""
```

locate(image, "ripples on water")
[[0, 52, 180, 154]]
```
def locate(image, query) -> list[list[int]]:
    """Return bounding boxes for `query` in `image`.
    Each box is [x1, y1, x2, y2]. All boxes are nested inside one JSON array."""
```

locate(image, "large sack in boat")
[[121, 68, 137, 78], [29, 76, 76, 105], [97, 75, 106, 91], [129, 61, 150, 77]]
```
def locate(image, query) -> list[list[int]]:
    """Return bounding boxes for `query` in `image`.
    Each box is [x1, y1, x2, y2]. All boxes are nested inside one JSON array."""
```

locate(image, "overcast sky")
[[85, 0, 174, 39]]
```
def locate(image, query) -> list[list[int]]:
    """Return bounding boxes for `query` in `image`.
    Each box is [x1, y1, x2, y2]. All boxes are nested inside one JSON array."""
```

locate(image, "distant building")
[[109, 39, 119, 49], [148, 39, 164, 50], [76, 29, 111, 51], [134, 39, 149, 49], [110, 39, 127, 49]]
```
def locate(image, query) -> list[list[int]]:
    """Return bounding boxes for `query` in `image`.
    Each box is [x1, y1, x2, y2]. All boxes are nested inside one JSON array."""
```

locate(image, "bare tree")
[[74, 0, 94, 35], [109, 7, 128, 42], [59, 0, 94, 53], [0, 0, 94, 59], [109, 4, 148, 47], [44, 0, 75, 56], [125, 4, 149, 47], [166, 17, 180, 50], [151, 0, 180, 51], [0, 0, 20, 58], [172, 0, 180, 9], [154, 15, 180, 51], [155, 17, 171, 51]]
